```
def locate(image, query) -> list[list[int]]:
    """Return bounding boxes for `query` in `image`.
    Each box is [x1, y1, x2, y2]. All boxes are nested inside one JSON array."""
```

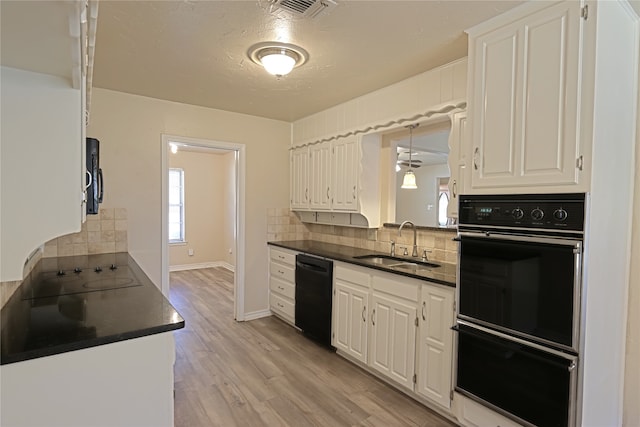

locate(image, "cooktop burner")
[[24, 265, 142, 300]]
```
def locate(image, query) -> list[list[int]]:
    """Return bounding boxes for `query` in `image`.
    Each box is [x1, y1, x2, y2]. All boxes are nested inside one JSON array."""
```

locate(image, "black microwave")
[[86, 137, 103, 214]]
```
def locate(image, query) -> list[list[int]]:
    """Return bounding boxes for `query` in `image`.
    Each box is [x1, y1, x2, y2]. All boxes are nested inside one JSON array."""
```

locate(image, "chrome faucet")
[[398, 220, 418, 257]]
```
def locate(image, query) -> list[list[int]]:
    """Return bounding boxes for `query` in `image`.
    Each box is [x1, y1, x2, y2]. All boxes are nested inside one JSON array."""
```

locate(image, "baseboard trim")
[[242, 309, 272, 321], [169, 261, 235, 272]]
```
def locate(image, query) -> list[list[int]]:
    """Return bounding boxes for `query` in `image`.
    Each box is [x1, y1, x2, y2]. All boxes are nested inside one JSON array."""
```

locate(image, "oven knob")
[[553, 208, 568, 221], [512, 208, 524, 220], [531, 208, 545, 221]]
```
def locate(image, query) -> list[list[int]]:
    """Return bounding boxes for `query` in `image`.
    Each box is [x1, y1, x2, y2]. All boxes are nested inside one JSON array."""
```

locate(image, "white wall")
[[395, 163, 450, 227], [168, 149, 235, 268], [0, 67, 82, 281], [86, 88, 290, 315]]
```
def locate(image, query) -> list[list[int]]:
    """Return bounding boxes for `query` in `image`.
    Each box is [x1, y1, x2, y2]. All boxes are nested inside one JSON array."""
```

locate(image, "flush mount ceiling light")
[[401, 124, 419, 189], [248, 42, 309, 77]]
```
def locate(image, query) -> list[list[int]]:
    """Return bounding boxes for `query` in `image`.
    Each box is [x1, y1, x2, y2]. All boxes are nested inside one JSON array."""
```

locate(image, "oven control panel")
[[458, 193, 585, 231]]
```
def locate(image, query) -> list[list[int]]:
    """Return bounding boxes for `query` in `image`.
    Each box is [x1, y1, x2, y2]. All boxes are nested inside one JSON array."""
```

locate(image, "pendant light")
[[401, 124, 419, 189]]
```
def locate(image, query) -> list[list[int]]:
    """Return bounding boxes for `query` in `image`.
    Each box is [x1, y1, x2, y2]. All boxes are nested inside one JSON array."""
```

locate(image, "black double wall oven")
[[455, 194, 585, 427]]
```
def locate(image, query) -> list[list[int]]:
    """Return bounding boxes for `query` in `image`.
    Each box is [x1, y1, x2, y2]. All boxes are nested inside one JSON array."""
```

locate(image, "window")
[[437, 178, 450, 226], [169, 168, 185, 243]]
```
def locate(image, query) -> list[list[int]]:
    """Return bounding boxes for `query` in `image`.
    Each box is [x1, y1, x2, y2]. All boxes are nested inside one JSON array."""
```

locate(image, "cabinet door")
[[290, 146, 309, 210], [369, 293, 417, 390], [333, 281, 368, 363], [309, 143, 331, 210], [447, 111, 467, 219], [417, 284, 455, 408], [469, 1, 583, 190], [331, 137, 359, 211]]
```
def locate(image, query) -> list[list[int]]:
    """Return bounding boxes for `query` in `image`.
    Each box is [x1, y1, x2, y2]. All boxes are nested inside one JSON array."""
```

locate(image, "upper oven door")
[[457, 232, 582, 352]]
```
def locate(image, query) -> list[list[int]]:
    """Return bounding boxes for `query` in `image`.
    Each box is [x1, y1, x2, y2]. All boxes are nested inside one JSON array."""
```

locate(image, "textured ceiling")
[[1, 1, 526, 123], [92, 0, 525, 122]]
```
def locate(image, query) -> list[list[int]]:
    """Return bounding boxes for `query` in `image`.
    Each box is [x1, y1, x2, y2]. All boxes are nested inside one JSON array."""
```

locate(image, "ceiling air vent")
[[269, 0, 337, 19]]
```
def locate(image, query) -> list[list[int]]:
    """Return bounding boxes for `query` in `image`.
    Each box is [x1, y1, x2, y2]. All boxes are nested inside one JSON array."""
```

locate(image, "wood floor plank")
[[170, 267, 456, 427]]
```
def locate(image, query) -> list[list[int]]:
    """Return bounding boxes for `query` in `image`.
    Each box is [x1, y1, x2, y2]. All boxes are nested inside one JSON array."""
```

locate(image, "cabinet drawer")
[[270, 248, 295, 266], [335, 264, 370, 288], [270, 293, 295, 321], [372, 273, 420, 303], [456, 393, 523, 427], [270, 276, 295, 300], [270, 262, 295, 283]]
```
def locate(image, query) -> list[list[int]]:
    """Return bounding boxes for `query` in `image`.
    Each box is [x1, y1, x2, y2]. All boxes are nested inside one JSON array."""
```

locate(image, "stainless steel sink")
[[353, 254, 440, 269]]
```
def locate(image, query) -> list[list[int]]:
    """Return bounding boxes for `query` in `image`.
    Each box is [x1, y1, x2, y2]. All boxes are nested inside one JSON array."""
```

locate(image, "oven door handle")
[[454, 320, 578, 362], [457, 231, 583, 248]]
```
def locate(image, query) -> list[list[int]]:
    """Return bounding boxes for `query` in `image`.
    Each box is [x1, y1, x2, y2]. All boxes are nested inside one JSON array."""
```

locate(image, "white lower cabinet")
[[332, 264, 370, 364], [369, 290, 417, 390], [268, 247, 297, 325], [417, 283, 455, 408], [331, 262, 456, 418]]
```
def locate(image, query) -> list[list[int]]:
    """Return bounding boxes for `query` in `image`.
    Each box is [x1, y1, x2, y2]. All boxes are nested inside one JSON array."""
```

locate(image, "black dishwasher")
[[295, 254, 334, 348]]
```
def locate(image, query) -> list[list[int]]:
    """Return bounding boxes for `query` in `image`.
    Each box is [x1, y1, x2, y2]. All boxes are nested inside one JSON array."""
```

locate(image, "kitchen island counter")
[[0, 252, 184, 365]]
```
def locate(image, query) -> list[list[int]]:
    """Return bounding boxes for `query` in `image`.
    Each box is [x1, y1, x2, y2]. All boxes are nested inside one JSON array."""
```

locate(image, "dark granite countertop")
[[268, 240, 456, 287], [1, 253, 185, 365]]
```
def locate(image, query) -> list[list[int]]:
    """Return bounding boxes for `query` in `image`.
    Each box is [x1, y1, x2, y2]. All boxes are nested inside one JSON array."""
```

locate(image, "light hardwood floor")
[[170, 267, 456, 427]]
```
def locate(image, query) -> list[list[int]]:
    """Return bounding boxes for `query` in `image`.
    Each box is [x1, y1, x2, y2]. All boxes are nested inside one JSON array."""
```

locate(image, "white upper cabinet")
[[331, 137, 359, 211], [466, 1, 587, 192], [291, 134, 382, 227], [0, 0, 97, 281], [290, 146, 309, 210], [309, 142, 332, 211], [447, 111, 467, 219]]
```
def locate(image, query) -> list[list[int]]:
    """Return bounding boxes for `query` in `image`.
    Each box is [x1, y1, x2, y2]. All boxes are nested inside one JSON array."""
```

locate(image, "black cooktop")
[[24, 264, 142, 300], [1, 252, 185, 365]]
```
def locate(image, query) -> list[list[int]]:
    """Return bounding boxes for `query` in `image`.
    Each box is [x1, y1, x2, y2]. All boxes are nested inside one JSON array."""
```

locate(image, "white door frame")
[[161, 134, 246, 321]]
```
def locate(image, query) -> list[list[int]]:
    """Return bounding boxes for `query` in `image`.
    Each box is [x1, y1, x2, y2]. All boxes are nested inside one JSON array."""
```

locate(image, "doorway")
[[161, 134, 246, 320]]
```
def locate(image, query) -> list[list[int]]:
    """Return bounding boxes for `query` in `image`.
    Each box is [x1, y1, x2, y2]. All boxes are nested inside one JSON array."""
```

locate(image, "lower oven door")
[[455, 321, 578, 427]]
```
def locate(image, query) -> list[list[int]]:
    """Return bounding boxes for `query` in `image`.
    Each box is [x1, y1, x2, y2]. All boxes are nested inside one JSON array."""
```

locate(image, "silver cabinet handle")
[[278, 270, 284, 275], [422, 301, 426, 321], [371, 308, 376, 326], [278, 255, 285, 260], [327, 187, 330, 200], [452, 180, 457, 198], [473, 147, 479, 170], [305, 188, 308, 201], [85, 170, 92, 189], [277, 285, 285, 291], [352, 185, 356, 200], [362, 306, 366, 322]]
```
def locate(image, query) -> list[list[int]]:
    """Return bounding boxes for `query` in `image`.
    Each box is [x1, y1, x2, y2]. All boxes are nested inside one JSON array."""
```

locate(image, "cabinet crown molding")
[[291, 101, 467, 150]]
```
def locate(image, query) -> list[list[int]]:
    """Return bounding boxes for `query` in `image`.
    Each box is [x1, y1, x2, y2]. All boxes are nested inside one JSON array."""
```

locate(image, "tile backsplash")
[[267, 208, 457, 264], [1, 208, 128, 308], [43, 208, 128, 258]]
